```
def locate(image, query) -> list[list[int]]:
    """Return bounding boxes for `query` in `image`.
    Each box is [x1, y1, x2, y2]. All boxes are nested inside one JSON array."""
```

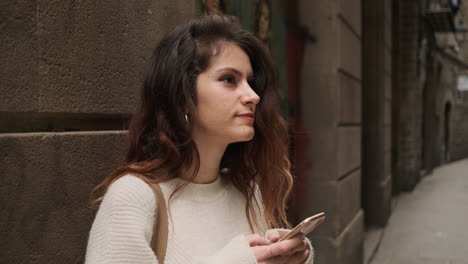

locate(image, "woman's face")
[[192, 42, 260, 145]]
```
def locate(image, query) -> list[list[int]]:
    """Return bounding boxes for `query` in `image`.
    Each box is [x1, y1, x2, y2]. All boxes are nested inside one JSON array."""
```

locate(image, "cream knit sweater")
[[85, 175, 314, 264]]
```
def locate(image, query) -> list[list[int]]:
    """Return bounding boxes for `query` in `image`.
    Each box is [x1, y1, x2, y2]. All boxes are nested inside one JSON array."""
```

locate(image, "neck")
[[182, 135, 227, 184]]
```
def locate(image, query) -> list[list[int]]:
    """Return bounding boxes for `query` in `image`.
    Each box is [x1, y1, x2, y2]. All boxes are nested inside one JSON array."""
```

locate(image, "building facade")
[[2, 0, 468, 263]]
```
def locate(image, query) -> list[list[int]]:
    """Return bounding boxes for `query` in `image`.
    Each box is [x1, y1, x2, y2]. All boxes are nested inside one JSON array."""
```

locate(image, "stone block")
[[310, 210, 364, 264], [384, 126, 392, 151], [300, 45, 340, 182], [337, 170, 361, 235], [339, 20, 362, 79], [339, 0, 362, 36], [309, 235, 338, 264], [0, 131, 127, 263], [384, 150, 391, 177], [299, 0, 337, 34], [304, 181, 338, 237], [339, 73, 362, 124], [303, 127, 339, 182], [300, 44, 339, 129], [384, 100, 392, 126], [337, 209, 364, 264], [337, 127, 361, 177], [365, 174, 392, 225], [385, 0, 392, 21], [384, 73, 392, 100], [305, 170, 361, 238], [1, 0, 194, 114], [384, 48, 392, 76], [450, 104, 468, 160], [0, 0, 40, 112], [385, 20, 392, 50], [298, 0, 340, 79], [384, 0, 392, 49]]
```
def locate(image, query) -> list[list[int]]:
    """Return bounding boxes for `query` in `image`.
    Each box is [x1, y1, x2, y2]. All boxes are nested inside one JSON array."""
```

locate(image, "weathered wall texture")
[[0, 132, 127, 263], [451, 102, 468, 160], [393, 0, 423, 192], [424, 52, 468, 168], [1, 0, 193, 115], [297, 0, 363, 263], [362, 0, 393, 227], [449, 2, 468, 162], [0, 1, 194, 263]]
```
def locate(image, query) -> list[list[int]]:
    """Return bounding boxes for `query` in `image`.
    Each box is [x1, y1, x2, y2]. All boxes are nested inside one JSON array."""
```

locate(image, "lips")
[[236, 113, 254, 121]]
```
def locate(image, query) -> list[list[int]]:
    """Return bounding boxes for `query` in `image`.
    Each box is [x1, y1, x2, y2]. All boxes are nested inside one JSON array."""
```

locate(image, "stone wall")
[[450, 99, 468, 161], [449, 2, 468, 162], [0, 132, 127, 263], [297, 0, 364, 263], [361, 0, 393, 227], [392, 0, 423, 192], [0, 1, 194, 263]]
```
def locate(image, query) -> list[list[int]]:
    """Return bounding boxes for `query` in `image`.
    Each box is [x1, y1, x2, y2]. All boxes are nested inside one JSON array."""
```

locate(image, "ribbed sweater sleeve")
[[85, 176, 157, 264]]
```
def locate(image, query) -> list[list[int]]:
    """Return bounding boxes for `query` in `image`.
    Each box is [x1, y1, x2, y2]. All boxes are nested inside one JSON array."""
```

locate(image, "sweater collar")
[[163, 175, 227, 202]]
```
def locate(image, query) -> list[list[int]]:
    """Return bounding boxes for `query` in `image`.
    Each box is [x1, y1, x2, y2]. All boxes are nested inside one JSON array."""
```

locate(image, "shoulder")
[[86, 175, 159, 263], [103, 174, 157, 213], [90, 174, 158, 244]]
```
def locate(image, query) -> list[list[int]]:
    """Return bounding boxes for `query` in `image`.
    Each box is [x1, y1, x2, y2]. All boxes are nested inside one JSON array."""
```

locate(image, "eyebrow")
[[216, 67, 254, 78]]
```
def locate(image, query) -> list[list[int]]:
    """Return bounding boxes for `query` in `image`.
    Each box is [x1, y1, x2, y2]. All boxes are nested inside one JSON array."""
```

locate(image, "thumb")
[[266, 230, 281, 243]]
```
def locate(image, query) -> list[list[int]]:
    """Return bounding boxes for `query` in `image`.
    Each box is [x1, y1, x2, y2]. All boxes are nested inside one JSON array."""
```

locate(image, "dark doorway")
[[444, 103, 451, 162]]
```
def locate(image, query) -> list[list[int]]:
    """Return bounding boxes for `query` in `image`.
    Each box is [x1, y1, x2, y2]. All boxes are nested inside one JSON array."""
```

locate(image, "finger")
[[286, 249, 310, 264], [298, 249, 310, 264], [266, 255, 287, 264], [252, 245, 275, 262], [302, 239, 309, 250], [257, 252, 293, 264], [284, 239, 309, 257], [302, 249, 311, 263], [269, 237, 306, 256], [246, 234, 271, 247], [255, 236, 307, 261], [292, 234, 309, 249]]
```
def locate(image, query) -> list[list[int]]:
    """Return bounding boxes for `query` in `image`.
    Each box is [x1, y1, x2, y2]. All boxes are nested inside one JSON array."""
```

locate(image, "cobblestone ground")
[[370, 158, 468, 264]]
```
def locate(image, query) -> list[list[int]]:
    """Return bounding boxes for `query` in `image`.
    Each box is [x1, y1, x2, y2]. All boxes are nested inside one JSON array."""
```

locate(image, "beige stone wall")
[[450, 2, 468, 161], [393, 0, 424, 191], [0, 132, 127, 263], [0, 1, 194, 263], [361, 0, 393, 228], [297, 0, 364, 263]]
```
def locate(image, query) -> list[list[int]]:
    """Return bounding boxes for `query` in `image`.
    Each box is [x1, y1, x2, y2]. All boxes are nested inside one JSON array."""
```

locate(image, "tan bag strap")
[[149, 183, 168, 264]]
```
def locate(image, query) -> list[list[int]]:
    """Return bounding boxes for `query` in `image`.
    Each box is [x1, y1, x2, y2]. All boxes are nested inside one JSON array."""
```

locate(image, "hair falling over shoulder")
[[90, 13, 293, 231]]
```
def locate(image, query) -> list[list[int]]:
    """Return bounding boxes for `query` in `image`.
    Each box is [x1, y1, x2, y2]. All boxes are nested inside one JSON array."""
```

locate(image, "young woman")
[[85, 13, 313, 264]]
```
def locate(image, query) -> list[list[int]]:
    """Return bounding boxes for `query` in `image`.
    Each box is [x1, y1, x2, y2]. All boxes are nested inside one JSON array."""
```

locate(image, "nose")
[[240, 81, 260, 105]]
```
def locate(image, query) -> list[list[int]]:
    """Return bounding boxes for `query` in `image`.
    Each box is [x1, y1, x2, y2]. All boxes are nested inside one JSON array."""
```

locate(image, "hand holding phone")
[[278, 212, 325, 241]]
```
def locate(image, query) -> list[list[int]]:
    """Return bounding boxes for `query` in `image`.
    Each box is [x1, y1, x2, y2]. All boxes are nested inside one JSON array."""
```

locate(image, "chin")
[[241, 134, 255, 142], [238, 130, 255, 142], [228, 129, 255, 143]]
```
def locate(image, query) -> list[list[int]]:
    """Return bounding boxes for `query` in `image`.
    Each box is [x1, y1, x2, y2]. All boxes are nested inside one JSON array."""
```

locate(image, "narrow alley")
[[369, 158, 468, 264]]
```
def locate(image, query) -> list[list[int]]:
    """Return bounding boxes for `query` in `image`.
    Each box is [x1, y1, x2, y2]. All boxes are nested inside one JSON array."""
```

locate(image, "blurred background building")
[[1, 0, 468, 263]]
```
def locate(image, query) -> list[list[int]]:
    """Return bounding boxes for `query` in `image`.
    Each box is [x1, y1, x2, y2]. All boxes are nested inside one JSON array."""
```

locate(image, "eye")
[[220, 75, 236, 85]]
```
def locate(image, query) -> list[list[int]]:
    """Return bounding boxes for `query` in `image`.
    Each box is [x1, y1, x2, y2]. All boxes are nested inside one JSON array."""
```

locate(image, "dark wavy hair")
[[92, 13, 293, 231]]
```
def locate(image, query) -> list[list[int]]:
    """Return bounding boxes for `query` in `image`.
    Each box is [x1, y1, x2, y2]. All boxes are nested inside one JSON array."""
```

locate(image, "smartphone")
[[278, 212, 326, 241]]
